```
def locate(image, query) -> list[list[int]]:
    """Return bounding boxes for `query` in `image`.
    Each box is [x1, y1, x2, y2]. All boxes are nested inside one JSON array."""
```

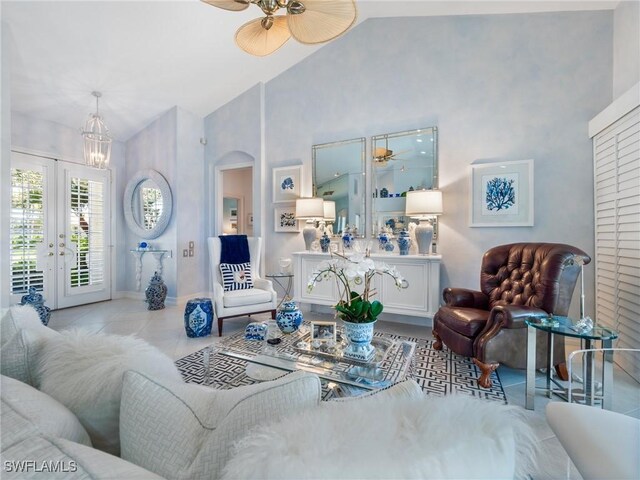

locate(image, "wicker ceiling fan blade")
[[201, 0, 251, 12], [287, 0, 357, 45], [235, 16, 291, 57]]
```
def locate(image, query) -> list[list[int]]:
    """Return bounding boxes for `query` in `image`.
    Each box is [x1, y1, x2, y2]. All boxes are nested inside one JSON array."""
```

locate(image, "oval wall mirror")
[[124, 169, 173, 239]]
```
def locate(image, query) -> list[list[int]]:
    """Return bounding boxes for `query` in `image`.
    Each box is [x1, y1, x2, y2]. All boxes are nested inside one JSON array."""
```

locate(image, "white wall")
[[207, 11, 613, 320], [613, 1, 640, 99], [0, 15, 11, 308]]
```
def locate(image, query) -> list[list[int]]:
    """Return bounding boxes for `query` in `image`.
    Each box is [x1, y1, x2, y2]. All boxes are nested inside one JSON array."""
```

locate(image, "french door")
[[10, 151, 111, 309]]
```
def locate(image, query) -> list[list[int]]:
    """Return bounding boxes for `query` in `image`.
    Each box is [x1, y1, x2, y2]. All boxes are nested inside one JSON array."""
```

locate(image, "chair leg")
[[555, 362, 569, 381], [432, 330, 443, 350], [473, 358, 499, 389], [218, 317, 223, 337], [271, 309, 276, 319]]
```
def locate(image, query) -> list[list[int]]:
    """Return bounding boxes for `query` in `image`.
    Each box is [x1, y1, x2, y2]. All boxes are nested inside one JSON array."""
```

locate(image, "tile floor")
[[49, 298, 640, 480]]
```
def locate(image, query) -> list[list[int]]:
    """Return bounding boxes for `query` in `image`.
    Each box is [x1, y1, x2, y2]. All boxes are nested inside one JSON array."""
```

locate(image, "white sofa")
[[0, 305, 322, 479], [1, 305, 537, 479]]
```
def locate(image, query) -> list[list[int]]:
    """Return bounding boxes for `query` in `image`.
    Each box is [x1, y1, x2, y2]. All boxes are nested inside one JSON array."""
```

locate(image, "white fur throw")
[[223, 395, 537, 480], [36, 330, 183, 456]]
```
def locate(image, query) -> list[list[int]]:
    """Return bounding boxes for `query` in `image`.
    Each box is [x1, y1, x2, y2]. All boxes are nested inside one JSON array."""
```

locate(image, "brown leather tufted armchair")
[[433, 243, 590, 388]]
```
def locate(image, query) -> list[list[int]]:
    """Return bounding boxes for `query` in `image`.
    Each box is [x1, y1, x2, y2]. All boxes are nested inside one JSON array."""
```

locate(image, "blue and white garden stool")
[[184, 298, 214, 338]]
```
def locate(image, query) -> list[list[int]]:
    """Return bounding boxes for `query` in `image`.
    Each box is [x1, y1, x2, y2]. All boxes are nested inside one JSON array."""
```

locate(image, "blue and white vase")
[[276, 300, 303, 334], [320, 232, 331, 253], [184, 298, 214, 337], [377, 232, 389, 252], [342, 320, 376, 362], [20, 287, 51, 326], [245, 322, 268, 341], [397, 229, 411, 256], [145, 272, 168, 310], [342, 230, 354, 250]]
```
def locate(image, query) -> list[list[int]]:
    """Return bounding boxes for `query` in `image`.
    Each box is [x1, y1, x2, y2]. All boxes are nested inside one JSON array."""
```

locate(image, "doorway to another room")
[[220, 166, 253, 236]]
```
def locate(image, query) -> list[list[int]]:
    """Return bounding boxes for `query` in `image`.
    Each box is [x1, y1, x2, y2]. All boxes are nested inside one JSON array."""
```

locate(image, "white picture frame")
[[274, 206, 301, 232], [273, 165, 302, 203], [311, 321, 337, 343], [470, 159, 534, 227]]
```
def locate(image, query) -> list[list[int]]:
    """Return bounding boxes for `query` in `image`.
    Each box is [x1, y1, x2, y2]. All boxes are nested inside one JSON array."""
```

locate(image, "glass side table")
[[266, 273, 294, 308], [525, 315, 618, 410]]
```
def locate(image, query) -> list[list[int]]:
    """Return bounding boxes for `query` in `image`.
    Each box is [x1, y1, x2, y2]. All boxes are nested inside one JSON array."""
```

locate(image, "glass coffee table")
[[212, 322, 416, 395]]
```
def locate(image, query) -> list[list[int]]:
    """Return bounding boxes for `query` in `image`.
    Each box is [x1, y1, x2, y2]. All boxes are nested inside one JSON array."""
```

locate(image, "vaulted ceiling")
[[2, 1, 616, 141]]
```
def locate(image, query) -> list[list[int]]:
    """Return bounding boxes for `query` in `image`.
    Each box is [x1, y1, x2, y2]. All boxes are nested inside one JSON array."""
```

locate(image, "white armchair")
[[207, 236, 277, 336]]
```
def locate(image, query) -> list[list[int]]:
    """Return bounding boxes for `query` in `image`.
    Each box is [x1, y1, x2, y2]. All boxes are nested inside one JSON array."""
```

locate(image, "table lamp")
[[405, 189, 443, 255], [295, 197, 324, 251]]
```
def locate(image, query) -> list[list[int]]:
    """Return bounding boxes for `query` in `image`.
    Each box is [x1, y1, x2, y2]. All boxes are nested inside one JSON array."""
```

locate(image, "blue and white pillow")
[[220, 263, 253, 292]]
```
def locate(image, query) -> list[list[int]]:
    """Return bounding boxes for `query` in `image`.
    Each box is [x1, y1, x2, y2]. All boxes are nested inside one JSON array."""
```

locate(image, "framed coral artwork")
[[470, 159, 534, 227], [274, 206, 301, 233], [273, 165, 302, 203]]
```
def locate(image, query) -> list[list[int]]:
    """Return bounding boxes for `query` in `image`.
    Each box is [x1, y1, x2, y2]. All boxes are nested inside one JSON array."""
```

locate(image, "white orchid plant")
[[307, 252, 407, 324]]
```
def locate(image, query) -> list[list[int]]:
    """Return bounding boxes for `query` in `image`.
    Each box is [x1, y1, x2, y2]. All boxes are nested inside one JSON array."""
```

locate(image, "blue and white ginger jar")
[[320, 232, 331, 253], [276, 300, 303, 334], [342, 230, 354, 250], [145, 272, 167, 310], [397, 229, 411, 256]]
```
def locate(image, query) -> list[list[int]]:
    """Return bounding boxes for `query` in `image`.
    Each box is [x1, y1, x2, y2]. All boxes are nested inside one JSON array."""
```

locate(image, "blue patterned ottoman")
[[184, 298, 214, 338]]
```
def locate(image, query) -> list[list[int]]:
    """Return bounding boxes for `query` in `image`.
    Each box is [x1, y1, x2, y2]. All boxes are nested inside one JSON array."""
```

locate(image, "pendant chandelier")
[[82, 91, 112, 169], [202, 0, 357, 56]]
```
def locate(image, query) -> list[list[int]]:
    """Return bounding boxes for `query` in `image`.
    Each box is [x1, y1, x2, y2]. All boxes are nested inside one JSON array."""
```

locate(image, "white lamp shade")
[[405, 190, 443, 218], [295, 197, 324, 220], [323, 200, 336, 221]]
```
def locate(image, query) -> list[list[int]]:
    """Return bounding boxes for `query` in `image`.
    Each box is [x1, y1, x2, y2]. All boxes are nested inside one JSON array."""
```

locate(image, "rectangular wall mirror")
[[312, 137, 366, 237], [371, 127, 438, 236]]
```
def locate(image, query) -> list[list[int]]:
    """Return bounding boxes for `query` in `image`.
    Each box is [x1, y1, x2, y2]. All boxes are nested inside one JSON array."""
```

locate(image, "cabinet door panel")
[[301, 257, 335, 303], [380, 262, 428, 313]]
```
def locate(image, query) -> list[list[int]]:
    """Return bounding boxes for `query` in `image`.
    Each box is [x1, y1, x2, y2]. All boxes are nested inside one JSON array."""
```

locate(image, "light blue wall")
[[203, 84, 264, 281], [613, 1, 640, 99], [175, 107, 206, 297], [259, 10, 613, 318]]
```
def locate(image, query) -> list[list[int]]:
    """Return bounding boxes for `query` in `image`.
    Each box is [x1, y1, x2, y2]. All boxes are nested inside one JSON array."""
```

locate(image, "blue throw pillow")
[[220, 263, 254, 292]]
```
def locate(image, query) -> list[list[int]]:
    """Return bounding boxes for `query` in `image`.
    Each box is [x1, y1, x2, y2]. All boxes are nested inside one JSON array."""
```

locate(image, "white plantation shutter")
[[593, 105, 640, 382], [10, 167, 46, 295], [68, 177, 105, 289]]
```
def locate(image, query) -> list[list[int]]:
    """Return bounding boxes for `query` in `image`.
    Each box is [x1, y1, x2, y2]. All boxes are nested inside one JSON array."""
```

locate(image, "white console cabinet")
[[292, 252, 441, 324]]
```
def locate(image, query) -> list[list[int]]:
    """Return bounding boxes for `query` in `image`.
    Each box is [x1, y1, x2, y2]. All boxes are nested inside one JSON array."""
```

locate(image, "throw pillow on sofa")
[[120, 369, 322, 480], [222, 395, 537, 480], [36, 330, 183, 456], [0, 305, 59, 387]]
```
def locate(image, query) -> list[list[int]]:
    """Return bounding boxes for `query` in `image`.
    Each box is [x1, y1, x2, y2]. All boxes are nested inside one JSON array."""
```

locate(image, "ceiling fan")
[[373, 147, 411, 167], [202, 0, 358, 56]]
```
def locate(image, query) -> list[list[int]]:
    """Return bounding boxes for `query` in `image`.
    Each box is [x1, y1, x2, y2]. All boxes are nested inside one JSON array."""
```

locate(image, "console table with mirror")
[[292, 251, 441, 325]]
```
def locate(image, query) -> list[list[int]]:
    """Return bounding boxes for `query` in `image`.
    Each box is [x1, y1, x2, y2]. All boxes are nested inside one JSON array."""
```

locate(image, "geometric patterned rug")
[[176, 330, 507, 403]]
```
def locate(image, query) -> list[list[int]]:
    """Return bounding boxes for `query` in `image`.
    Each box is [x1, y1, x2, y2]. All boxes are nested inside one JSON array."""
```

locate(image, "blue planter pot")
[[184, 298, 214, 337], [276, 301, 303, 334], [342, 320, 376, 362]]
